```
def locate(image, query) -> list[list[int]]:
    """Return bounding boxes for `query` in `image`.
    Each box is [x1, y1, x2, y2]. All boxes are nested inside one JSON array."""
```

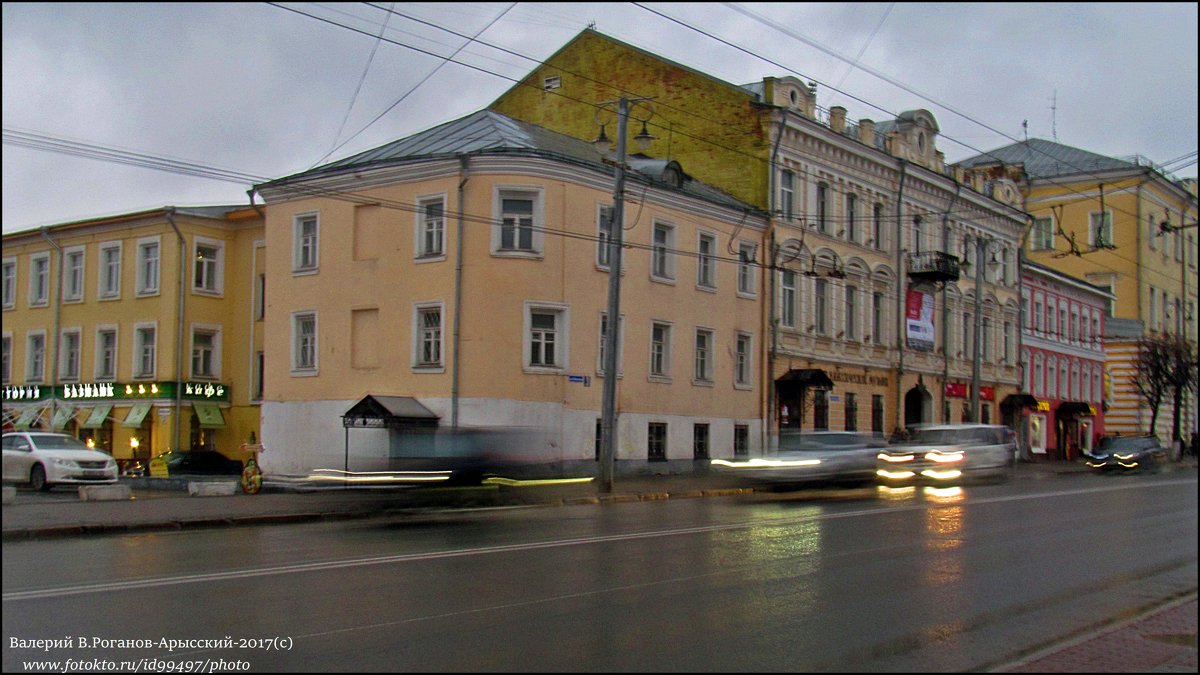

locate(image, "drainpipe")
[[766, 112, 786, 454], [940, 181, 963, 422], [894, 160, 908, 431], [451, 155, 469, 430], [38, 228, 62, 431], [1016, 213, 1034, 460], [166, 208, 185, 455]]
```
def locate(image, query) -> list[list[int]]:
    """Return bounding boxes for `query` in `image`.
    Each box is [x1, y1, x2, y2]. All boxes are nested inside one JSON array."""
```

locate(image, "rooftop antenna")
[[1022, 119, 1028, 142], [1050, 90, 1058, 142]]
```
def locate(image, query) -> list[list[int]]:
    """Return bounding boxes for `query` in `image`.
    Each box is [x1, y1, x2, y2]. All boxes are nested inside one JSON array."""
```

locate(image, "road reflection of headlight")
[[878, 453, 915, 462], [876, 484, 916, 498], [924, 486, 964, 501], [925, 450, 964, 463], [482, 476, 594, 487], [307, 469, 452, 484], [1117, 461, 1139, 468], [877, 469, 916, 479], [920, 469, 962, 480], [1086, 460, 1107, 468]]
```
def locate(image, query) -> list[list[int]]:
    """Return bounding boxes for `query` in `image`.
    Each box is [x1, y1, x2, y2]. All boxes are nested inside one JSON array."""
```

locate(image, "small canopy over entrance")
[[1001, 393, 1040, 409], [192, 402, 226, 429], [342, 395, 439, 429], [775, 368, 834, 390], [1056, 401, 1096, 417], [775, 369, 834, 429]]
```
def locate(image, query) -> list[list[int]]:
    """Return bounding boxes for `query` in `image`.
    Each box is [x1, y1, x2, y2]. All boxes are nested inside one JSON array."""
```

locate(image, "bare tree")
[[1134, 335, 1174, 435], [1165, 336, 1198, 449]]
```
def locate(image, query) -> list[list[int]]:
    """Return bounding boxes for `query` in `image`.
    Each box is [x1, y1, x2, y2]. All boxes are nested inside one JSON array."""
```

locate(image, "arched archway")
[[904, 384, 932, 428]]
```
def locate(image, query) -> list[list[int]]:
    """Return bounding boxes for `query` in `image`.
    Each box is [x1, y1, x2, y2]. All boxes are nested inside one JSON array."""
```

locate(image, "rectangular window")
[[813, 390, 829, 430], [694, 329, 713, 383], [1032, 217, 1054, 251], [1089, 210, 1113, 248], [962, 311, 973, 357], [781, 270, 796, 328], [737, 242, 756, 295], [99, 244, 121, 299], [30, 253, 50, 306], [780, 170, 795, 221], [417, 306, 443, 367], [134, 325, 156, 378], [650, 322, 671, 377], [95, 328, 117, 380], [136, 239, 160, 294], [292, 312, 317, 372], [981, 317, 991, 359], [1003, 321, 1013, 363], [1034, 300, 1043, 333], [254, 351, 264, 400], [872, 395, 884, 434], [294, 214, 319, 272], [734, 425, 749, 457], [193, 241, 223, 294], [1, 334, 10, 384], [597, 205, 613, 269], [697, 233, 716, 288], [845, 392, 858, 431], [815, 279, 828, 335], [191, 328, 218, 379], [27, 332, 45, 382], [735, 332, 752, 387], [60, 330, 81, 381], [846, 193, 858, 243], [256, 273, 266, 321], [817, 183, 829, 233], [845, 285, 858, 340], [872, 291, 884, 344], [500, 195, 535, 252], [652, 222, 675, 280], [872, 203, 884, 249], [648, 422, 667, 461], [64, 248, 85, 302], [693, 423, 710, 460], [528, 309, 564, 369], [912, 216, 924, 253], [2, 258, 15, 309], [419, 197, 445, 257]]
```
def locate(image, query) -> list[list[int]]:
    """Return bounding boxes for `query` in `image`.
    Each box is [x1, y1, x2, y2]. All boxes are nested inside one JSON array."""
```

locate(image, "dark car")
[[158, 450, 244, 476], [1085, 435, 1167, 473], [876, 424, 1017, 485]]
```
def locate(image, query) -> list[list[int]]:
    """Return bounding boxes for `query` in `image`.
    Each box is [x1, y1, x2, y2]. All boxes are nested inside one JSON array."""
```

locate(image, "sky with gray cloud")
[[3, 2, 1196, 234]]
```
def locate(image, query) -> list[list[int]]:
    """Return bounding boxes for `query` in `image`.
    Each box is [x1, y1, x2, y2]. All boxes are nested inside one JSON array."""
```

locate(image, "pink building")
[[1020, 262, 1114, 459]]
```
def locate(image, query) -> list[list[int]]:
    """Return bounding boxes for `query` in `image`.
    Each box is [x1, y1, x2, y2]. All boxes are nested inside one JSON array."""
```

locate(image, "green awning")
[[121, 402, 153, 428], [50, 406, 75, 431], [84, 404, 113, 428], [14, 407, 41, 430], [193, 402, 226, 429]]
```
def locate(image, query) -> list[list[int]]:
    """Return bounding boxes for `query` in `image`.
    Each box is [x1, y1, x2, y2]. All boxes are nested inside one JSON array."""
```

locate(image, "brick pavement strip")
[[997, 596, 1198, 673]]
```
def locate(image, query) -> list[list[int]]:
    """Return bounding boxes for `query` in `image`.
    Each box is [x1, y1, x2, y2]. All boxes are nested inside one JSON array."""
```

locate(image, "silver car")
[[876, 424, 1017, 485], [2, 432, 119, 491], [712, 431, 886, 488]]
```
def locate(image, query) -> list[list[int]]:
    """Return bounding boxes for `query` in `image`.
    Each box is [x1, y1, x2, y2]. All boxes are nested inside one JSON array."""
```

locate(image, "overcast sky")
[[3, 2, 1196, 234]]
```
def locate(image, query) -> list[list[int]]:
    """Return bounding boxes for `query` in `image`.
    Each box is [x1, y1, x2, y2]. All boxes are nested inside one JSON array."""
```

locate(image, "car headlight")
[[925, 450, 964, 463], [878, 452, 915, 463], [1114, 453, 1136, 460]]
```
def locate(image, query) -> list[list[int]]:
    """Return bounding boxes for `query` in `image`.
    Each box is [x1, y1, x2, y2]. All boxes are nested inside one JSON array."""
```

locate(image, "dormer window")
[[662, 165, 682, 188], [789, 90, 798, 106]]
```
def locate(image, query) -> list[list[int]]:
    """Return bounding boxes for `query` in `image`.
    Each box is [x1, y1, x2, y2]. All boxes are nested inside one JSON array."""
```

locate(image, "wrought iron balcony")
[[906, 251, 960, 283]]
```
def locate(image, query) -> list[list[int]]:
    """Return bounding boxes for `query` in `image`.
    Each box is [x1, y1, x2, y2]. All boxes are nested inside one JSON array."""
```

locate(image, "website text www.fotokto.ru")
[[20, 658, 250, 673]]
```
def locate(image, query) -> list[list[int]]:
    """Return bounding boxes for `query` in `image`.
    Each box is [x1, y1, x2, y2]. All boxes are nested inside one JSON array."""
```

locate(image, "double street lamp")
[[595, 97, 654, 493]]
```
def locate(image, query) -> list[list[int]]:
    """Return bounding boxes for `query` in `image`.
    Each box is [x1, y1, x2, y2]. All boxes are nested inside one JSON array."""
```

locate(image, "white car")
[[2, 431, 119, 491]]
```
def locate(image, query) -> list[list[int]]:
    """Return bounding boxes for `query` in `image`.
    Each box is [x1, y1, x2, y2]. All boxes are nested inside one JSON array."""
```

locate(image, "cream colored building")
[[2, 206, 264, 469], [253, 111, 768, 475]]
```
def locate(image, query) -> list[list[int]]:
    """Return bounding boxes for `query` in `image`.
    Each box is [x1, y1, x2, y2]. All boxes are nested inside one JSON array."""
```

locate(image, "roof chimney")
[[858, 119, 875, 146], [829, 106, 847, 134]]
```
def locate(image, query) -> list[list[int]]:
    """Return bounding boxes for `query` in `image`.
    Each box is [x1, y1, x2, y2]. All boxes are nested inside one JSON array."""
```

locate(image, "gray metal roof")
[[955, 138, 1139, 180], [263, 110, 755, 212]]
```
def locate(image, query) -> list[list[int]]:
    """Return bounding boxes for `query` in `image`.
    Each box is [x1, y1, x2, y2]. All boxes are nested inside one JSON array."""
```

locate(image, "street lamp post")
[[597, 96, 653, 493]]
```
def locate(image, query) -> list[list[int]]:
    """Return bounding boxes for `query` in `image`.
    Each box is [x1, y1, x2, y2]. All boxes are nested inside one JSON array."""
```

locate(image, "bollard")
[[188, 481, 239, 497], [79, 484, 133, 501]]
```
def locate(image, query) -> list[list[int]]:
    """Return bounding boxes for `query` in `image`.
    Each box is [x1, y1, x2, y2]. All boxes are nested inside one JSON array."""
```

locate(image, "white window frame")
[[493, 187, 544, 257], [651, 220, 676, 282], [735, 332, 753, 389], [1031, 216, 1055, 251], [872, 203, 885, 249], [415, 194, 447, 260], [413, 302, 445, 370], [63, 246, 85, 303], [845, 193, 858, 243], [94, 325, 118, 381], [524, 302, 569, 372], [780, 270, 796, 328], [29, 252, 50, 307], [596, 203, 614, 270], [814, 278, 829, 335], [192, 237, 225, 295], [2, 257, 15, 309], [596, 312, 624, 377], [135, 236, 161, 296], [649, 321, 672, 381], [98, 242, 122, 300], [696, 231, 717, 290], [26, 330, 46, 383], [1088, 210, 1113, 248], [133, 322, 158, 379], [780, 170, 795, 221], [190, 324, 222, 380], [59, 328, 82, 382], [844, 284, 858, 341], [293, 213, 320, 274], [291, 311, 318, 375], [737, 241, 757, 297], [693, 327, 714, 385]]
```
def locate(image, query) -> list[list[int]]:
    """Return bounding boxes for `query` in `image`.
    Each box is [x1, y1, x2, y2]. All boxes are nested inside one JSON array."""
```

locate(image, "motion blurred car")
[[711, 431, 887, 488], [1084, 435, 1167, 473], [2, 431, 119, 491], [876, 424, 1016, 485], [155, 450, 244, 476]]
